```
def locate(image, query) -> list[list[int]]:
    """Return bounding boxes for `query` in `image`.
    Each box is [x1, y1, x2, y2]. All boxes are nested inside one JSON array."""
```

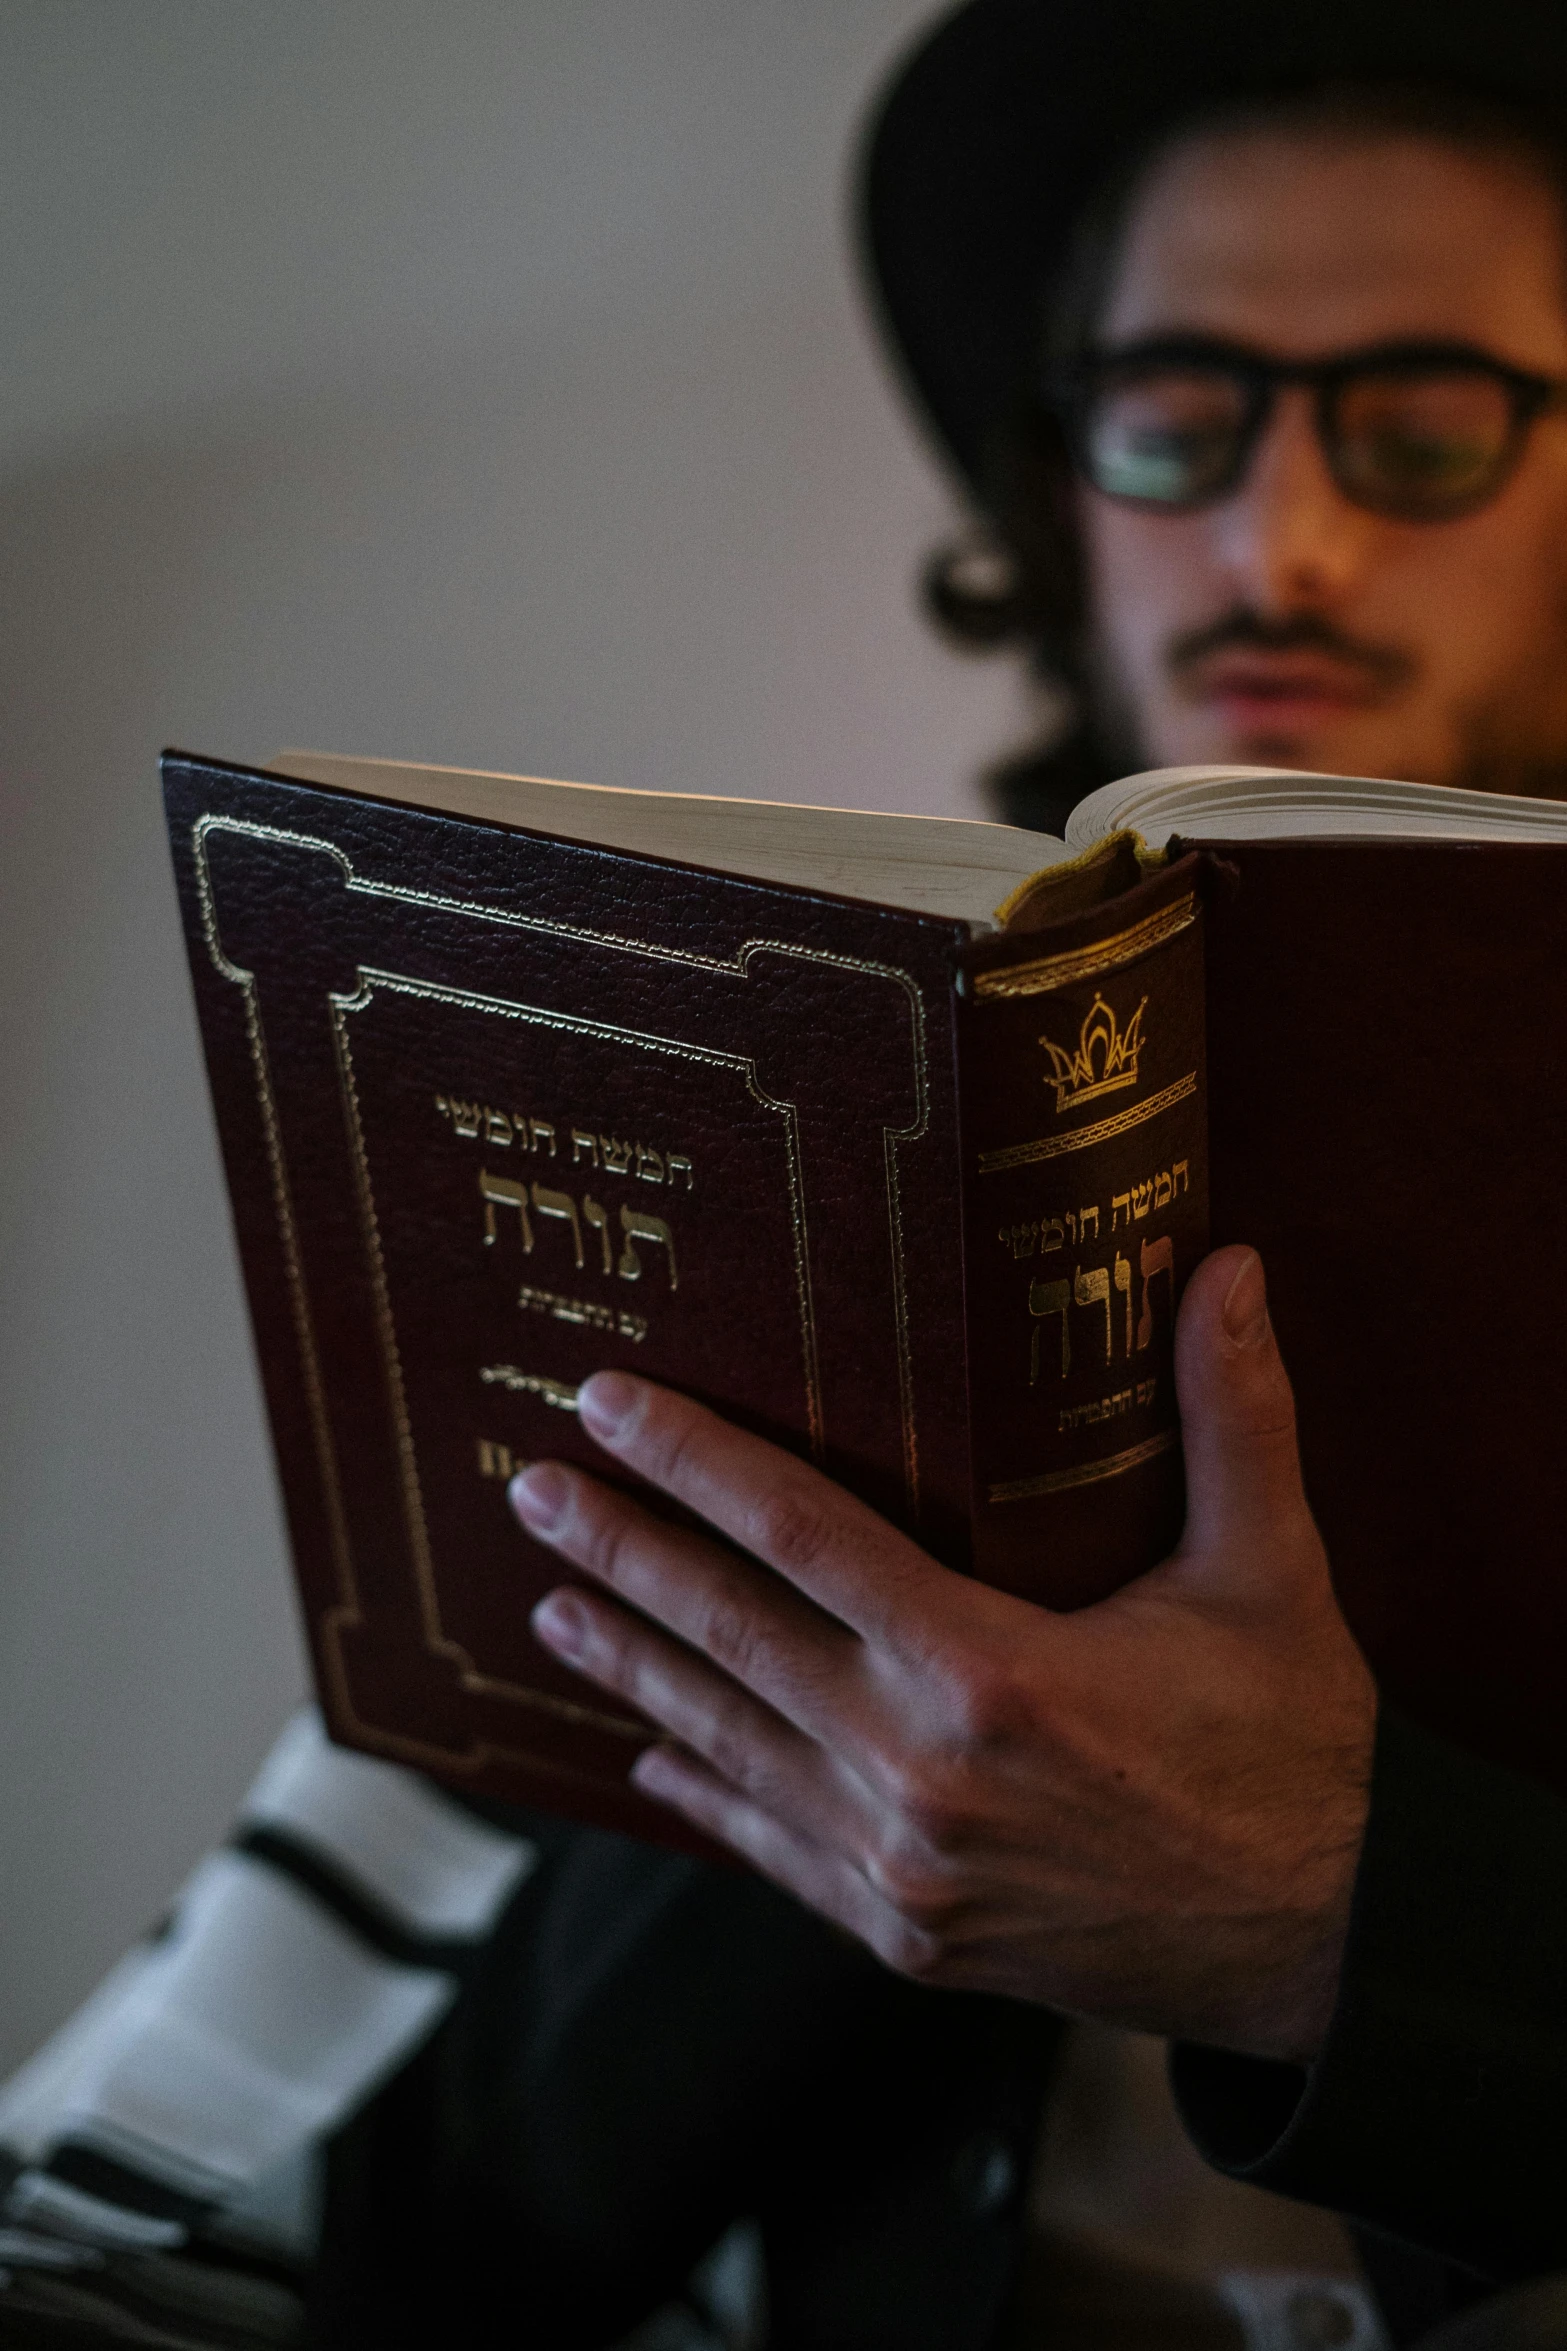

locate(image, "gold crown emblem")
[[1038, 992, 1148, 1113]]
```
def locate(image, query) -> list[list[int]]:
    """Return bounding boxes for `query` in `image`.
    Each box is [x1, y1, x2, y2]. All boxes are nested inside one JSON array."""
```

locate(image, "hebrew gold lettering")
[[1059, 1387, 1134, 1432], [1074, 1263, 1112, 1365], [439, 1089, 695, 1186], [1029, 1277, 1071, 1383], [516, 1282, 649, 1341], [1114, 1251, 1133, 1355], [440, 1097, 528, 1144], [617, 1204, 678, 1290], [480, 1168, 533, 1251], [1107, 1158, 1194, 1227], [479, 1365, 580, 1411], [531, 1184, 584, 1271], [1137, 1234, 1175, 1350], [1057, 1375, 1160, 1433], [477, 1437, 518, 1479], [582, 1194, 612, 1275]]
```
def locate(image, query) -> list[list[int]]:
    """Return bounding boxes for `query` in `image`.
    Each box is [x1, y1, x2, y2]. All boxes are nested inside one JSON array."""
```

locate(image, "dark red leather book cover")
[[1198, 836, 1567, 1798], [965, 831, 1567, 1798], [163, 751, 981, 1842]]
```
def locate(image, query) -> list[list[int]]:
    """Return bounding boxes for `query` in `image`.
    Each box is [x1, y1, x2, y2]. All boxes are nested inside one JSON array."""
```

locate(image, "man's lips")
[[1178, 649, 1389, 718]]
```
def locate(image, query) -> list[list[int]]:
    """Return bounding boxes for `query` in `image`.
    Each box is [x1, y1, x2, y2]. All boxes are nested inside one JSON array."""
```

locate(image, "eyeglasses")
[[1056, 337, 1567, 521]]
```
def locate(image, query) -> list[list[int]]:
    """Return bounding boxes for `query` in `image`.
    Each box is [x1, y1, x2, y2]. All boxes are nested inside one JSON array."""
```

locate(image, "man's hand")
[[509, 1245, 1376, 2064]]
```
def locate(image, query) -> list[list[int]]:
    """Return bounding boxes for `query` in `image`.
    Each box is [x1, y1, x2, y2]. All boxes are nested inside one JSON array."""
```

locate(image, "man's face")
[[1079, 128, 1567, 790]]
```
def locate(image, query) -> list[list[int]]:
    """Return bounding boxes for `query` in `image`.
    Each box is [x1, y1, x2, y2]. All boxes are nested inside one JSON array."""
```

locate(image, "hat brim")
[[858, 0, 1567, 500]]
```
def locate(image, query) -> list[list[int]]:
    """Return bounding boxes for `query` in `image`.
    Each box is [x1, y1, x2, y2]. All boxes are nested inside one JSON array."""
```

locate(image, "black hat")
[[859, 0, 1567, 502]]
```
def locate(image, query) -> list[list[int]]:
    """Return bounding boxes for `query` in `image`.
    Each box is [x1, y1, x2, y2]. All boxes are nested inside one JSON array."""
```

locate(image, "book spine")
[[955, 858, 1210, 1606]]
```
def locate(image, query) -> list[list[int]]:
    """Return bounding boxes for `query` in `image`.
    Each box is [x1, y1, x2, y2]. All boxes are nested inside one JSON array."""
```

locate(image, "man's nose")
[[1209, 387, 1379, 610]]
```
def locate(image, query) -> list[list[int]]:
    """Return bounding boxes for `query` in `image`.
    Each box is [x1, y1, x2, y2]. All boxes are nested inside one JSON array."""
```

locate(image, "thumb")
[[1173, 1245, 1315, 1576]]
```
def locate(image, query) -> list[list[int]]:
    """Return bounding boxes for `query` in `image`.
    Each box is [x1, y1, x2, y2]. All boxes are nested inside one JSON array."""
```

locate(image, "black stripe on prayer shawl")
[[45, 2141, 215, 2226], [228, 1825, 487, 1978]]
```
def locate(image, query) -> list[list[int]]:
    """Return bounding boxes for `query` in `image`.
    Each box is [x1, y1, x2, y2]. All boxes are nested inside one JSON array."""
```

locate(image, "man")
[[508, 0, 1567, 2311], [6, 4, 1567, 2346]]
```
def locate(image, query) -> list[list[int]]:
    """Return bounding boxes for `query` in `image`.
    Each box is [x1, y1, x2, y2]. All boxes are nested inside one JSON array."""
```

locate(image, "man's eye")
[[1336, 375, 1516, 500], [1363, 430, 1491, 490], [1086, 376, 1245, 503]]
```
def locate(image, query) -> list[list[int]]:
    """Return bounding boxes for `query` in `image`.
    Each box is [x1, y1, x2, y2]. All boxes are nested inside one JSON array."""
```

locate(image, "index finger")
[[573, 1370, 957, 1646]]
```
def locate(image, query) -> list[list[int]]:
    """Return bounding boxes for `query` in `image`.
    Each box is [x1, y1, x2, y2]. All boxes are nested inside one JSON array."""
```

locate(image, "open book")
[[164, 746, 1567, 1844], [269, 749, 1567, 923], [1067, 760, 1567, 848]]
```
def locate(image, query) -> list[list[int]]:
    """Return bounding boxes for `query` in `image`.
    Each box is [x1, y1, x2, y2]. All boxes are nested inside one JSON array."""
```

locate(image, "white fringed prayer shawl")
[[0, 1711, 536, 2261]]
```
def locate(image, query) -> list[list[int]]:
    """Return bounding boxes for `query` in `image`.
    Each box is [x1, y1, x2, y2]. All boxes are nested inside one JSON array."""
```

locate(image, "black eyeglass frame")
[[1052, 335, 1567, 520]]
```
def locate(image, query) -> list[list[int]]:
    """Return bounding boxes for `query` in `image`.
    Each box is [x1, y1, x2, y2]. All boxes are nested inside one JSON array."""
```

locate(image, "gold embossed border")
[[988, 1427, 1176, 1504], [973, 894, 1196, 1002], [192, 811, 931, 1769], [976, 1071, 1197, 1175], [331, 966, 808, 1715]]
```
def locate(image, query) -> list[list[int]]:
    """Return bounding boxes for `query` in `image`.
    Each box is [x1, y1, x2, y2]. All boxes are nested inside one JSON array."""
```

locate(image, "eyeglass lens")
[[1081, 363, 1524, 517], [1329, 372, 1520, 511], [1083, 369, 1253, 506]]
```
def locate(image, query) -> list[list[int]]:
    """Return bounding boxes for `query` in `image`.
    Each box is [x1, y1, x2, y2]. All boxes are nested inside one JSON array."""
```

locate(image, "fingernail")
[[532, 1591, 589, 1660], [579, 1371, 638, 1441], [509, 1461, 569, 1530], [630, 1744, 678, 1797], [1222, 1250, 1270, 1349]]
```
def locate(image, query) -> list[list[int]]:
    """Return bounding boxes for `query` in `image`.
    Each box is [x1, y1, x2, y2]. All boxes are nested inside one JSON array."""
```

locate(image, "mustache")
[[1166, 608, 1416, 688]]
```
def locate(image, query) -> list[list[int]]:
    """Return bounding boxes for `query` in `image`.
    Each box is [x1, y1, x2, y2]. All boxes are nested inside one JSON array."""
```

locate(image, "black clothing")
[[304, 1709, 1567, 2349], [309, 1826, 1061, 2350], [1175, 1713, 1567, 2286]]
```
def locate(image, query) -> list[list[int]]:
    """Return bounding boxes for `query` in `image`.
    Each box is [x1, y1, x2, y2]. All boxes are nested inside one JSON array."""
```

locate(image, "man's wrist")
[[1171, 1710, 1567, 2279], [1203, 1669, 1374, 2066]]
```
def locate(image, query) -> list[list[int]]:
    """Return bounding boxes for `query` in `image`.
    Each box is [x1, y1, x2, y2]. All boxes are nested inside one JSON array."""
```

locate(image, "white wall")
[[0, 0, 1027, 2069]]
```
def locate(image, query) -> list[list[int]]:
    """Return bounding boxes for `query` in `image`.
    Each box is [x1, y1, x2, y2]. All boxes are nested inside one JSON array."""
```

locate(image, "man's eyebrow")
[[1071, 332, 1561, 377]]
